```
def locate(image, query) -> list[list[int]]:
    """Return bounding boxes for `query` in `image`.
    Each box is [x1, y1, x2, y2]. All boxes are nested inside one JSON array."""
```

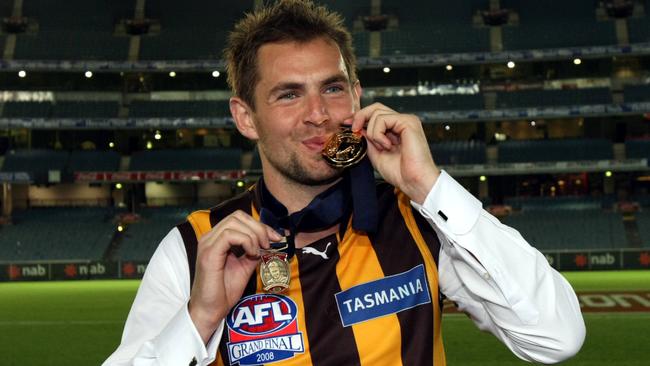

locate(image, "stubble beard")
[[262, 146, 343, 187]]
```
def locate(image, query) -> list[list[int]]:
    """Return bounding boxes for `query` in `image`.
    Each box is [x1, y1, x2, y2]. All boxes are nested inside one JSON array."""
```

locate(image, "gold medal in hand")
[[259, 237, 291, 293], [322, 127, 367, 168]]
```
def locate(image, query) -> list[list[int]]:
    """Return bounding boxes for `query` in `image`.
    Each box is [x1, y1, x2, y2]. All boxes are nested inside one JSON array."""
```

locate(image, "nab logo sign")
[[226, 294, 304, 365]]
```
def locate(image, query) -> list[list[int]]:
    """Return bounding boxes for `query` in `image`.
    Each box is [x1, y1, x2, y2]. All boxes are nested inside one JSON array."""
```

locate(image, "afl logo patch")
[[226, 294, 304, 365]]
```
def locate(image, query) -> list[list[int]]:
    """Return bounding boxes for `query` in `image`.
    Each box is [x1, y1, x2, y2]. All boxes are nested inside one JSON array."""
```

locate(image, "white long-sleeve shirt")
[[103, 170, 585, 366]]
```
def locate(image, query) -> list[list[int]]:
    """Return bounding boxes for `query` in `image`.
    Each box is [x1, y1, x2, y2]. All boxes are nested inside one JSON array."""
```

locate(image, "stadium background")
[[0, 0, 649, 365]]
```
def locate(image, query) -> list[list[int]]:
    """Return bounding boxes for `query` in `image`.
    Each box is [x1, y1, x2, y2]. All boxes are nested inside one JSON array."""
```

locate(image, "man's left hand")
[[350, 103, 440, 204]]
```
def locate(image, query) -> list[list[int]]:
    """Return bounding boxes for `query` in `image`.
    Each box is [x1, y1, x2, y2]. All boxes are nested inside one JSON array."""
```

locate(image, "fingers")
[[351, 102, 395, 133], [350, 103, 399, 152], [221, 229, 263, 257], [199, 210, 282, 258], [367, 110, 401, 150]]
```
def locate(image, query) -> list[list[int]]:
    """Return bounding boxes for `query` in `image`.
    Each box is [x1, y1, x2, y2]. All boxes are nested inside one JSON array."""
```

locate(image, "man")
[[104, 1, 585, 365]]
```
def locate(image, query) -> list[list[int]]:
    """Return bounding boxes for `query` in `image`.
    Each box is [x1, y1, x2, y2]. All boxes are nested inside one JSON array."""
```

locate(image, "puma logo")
[[302, 242, 332, 259]]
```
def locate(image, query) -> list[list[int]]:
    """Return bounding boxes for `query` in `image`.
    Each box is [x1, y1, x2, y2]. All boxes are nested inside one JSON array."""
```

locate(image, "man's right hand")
[[188, 210, 282, 344]]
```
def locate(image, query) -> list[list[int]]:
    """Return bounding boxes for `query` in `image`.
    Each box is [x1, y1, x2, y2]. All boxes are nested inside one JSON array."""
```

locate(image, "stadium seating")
[[380, 1, 490, 54], [6, 0, 643, 62], [625, 139, 650, 160], [352, 30, 370, 57], [623, 84, 650, 103], [632, 194, 650, 207], [0, 0, 11, 17], [52, 101, 120, 118], [502, 209, 627, 250], [497, 138, 613, 163], [68, 150, 121, 172], [139, 0, 254, 60], [2, 102, 52, 118], [637, 211, 650, 248], [114, 206, 198, 261], [495, 88, 612, 109], [430, 140, 486, 165], [1, 149, 69, 182], [129, 148, 242, 171], [318, 0, 366, 29], [0, 207, 115, 260], [374, 94, 484, 112], [128, 100, 230, 118], [250, 146, 263, 170], [628, 16, 650, 44], [15, 0, 129, 60], [500, 0, 617, 50], [504, 195, 615, 211], [373, 88, 612, 113]]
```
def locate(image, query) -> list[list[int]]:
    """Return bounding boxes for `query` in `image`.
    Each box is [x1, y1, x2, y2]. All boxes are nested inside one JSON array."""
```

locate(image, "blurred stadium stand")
[[497, 138, 614, 163], [2, 102, 52, 118], [380, 1, 489, 54], [0, 207, 115, 260], [495, 88, 612, 109], [250, 146, 263, 170], [351, 30, 370, 58], [501, 0, 617, 50], [638, 211, 650, 248], [504, 196, 615, 211], [129, 148, 242, 171], [627, 6, 650, 44], [68, 150, 121, 172], [625, 139, 650, 160], [129, 100, 230, 118], [429, 140, 486, 165], [503, 209, 627, 250], [15, 0, 130, 60], [1, 0, 646, 63], [1, 149, 68, 182], [114, 206, 197, 261], [375, 94, 484, 112], [623, 84, 650, 103], [319, 0, 364, 29], [139, 0, 254, 60], [52, 102, 120, 119]]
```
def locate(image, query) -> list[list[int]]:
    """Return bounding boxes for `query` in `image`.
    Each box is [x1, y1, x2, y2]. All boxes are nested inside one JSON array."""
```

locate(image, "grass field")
[[0, 271, 648, 366]]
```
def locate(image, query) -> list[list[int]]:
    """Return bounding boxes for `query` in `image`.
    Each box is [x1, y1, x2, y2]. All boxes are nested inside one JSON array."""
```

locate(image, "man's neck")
[[262, 172, 343, 249], [262, 171, 341, 214]]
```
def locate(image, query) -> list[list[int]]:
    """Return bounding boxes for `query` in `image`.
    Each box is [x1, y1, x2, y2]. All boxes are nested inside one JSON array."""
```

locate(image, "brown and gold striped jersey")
[[177, 183, 445, 366]]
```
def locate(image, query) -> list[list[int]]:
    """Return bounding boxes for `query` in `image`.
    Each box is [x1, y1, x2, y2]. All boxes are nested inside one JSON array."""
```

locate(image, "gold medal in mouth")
[[321, 127, 367, 168]]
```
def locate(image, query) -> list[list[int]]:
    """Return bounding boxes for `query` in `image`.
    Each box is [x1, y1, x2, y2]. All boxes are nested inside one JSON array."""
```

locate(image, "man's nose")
[[304, 94, 329, 126]]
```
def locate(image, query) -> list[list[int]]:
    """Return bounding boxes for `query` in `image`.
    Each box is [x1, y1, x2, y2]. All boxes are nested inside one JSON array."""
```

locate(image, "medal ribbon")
[[258, 162, 378, 257]]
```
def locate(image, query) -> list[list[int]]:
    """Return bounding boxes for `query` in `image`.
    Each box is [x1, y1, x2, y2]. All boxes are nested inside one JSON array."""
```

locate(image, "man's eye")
[[325, 85, 344, 93], [279, 92, 297, 100]]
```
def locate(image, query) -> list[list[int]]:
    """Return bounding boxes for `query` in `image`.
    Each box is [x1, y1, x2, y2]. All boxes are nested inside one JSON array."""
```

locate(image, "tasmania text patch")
[[335, 264, 431, 327]]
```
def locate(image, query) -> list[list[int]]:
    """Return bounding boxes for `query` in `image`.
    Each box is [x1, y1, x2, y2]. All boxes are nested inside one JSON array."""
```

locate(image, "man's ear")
[[230, 97, 259, 140], [352, 80, 363, 109]]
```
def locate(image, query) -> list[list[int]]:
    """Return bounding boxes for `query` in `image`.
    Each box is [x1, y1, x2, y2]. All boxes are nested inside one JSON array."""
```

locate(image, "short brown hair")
[[224, 0, 357, 110]]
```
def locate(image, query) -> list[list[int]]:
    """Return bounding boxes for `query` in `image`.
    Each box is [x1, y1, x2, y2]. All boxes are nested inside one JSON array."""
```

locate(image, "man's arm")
[[102, 228, 222, 366], [412, 170, 586, 364], [352, 103, 585, 364], [104, 209, 280, 366]]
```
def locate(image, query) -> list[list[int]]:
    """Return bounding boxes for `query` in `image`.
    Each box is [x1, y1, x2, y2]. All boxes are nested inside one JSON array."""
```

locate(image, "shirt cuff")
[[154, 304, 223, 366], [411, 170, 482, 236]]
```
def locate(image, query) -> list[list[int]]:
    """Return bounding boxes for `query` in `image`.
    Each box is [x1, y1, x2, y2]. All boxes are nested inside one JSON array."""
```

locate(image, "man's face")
[[247, 37, 361, 186], [268, 261, 281, 279]]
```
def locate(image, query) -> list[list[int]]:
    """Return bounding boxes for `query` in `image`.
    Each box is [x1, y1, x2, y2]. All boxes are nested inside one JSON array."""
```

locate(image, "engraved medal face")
[[260, 250, 290, 293], [322, 127, 367, 168]]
